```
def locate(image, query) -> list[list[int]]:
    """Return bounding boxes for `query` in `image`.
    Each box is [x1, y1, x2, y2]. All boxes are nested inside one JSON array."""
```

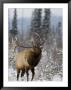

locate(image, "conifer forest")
[[8, 8, 63, 81]]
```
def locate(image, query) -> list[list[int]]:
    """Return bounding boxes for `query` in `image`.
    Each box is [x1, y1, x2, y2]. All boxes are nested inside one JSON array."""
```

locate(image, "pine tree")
[[56, 21, 62, 48], [41, 9, 51, 41], [58, 22, 62, 37], [10, 9, 18, 38], [30, 9, 42, 36]]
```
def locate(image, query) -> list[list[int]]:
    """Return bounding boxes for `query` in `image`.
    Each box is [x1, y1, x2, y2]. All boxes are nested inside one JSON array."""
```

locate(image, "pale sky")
[[8, 8, 62, 19]]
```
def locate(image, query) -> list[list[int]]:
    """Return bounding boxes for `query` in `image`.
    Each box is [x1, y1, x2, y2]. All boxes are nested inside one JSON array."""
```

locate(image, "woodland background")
[[8, 8, 62, 81]]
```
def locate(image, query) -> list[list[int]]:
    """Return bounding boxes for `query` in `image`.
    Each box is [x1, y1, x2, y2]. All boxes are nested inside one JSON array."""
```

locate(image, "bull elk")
[[12, 33, 43, 81]]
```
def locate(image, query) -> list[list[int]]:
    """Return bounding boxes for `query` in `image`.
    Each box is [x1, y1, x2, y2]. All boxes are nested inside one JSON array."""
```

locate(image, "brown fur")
[[15, 46, 42, 81]]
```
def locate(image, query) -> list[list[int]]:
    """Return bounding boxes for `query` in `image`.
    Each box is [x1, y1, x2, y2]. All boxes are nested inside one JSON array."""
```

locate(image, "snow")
[[52, 75, 62, 81], [8, 46, 63, 81]]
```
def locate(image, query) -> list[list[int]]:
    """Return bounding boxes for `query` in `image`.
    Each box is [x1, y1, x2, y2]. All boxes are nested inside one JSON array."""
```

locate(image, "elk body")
[[13, 34, 42, 81]]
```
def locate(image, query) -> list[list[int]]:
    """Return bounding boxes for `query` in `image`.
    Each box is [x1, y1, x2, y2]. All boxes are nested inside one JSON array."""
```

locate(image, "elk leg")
[[21, 69, 25, 77], [17, 69, 20, 81], [26, 69, 29, 81], [31, 68, 35, 81]]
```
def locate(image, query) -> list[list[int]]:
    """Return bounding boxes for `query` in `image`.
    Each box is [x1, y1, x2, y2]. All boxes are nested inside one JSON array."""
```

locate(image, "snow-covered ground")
[[8, 46, 63, 81]]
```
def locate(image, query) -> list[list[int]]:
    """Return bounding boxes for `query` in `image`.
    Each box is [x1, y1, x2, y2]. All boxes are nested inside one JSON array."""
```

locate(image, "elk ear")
[[30, 38, 34, 45]]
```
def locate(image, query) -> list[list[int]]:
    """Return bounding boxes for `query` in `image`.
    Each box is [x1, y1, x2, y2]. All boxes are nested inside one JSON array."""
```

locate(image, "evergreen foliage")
[[31, 9, 42, 35], [41, 9, 51, 41], [10, 9, 18, 36]]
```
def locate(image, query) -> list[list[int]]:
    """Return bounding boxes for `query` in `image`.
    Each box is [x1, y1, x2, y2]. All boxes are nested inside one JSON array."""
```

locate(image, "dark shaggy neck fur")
[[27, 46, 42, 67]]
